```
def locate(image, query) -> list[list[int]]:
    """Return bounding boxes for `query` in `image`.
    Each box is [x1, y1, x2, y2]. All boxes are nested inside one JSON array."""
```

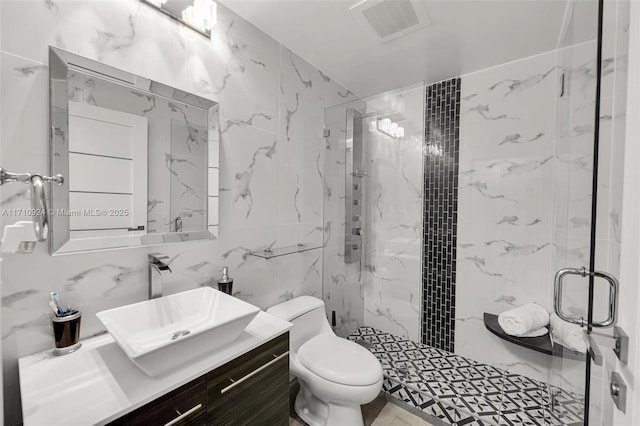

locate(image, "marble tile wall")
[[549, 3, 630, 420], [0, 1, 355, 424], [592, 0, 630, 317], [67, 70, 210, 234], [322, 28, 619, 410], [322, 85, 424, 342], [323, 44, 606, 399], [584, 1, 630, 424], [455, 19, 623, 400], [456, 49, 558, 386], [361, 86, 424, 342], [547, 38, 598, 415], [169, 118, 208, 233], [322, 98, 367, 338]]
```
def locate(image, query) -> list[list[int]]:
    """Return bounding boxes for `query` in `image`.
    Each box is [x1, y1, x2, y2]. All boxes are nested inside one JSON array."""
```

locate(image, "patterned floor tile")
[[349, 327, 585, 426]]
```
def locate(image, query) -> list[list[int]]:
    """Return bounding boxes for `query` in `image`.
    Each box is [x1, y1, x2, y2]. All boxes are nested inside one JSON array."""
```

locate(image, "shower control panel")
[[345, 109, 364, 264]]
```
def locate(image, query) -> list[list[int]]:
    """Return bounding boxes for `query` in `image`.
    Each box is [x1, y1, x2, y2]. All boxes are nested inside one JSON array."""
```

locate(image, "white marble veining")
[[319, 31, 614, 405], [360, 86, 424, 342], [586, 1, 630, 424], [322, 98, 366, 338], [0, 1, 356, 423], [66, 70, 211, 235], [19, 312, 291, 426], [321, 84, 423, 342], [456, 49, 559, 388], [456, 23, 621, 399]]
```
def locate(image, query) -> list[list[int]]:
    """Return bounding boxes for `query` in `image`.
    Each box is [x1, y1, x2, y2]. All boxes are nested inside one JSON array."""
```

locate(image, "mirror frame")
[[48, 46, 219, 255]]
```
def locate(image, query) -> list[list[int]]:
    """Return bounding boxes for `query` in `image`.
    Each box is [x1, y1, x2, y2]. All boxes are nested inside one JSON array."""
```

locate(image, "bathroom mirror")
[[49, 47, 219, 255]]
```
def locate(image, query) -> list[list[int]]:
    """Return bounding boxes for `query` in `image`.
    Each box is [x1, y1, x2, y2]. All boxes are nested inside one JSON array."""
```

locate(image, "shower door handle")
[[554, 267, 619, 328], [591, 271, 619, 328], [554, 267, 588, 326]]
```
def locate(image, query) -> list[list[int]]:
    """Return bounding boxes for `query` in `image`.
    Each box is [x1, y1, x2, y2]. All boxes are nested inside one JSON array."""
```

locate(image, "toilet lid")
[[298, 335, 383, 386]]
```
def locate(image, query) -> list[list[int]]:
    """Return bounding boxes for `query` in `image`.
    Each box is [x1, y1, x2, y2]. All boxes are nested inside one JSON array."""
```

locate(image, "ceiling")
[[220, 0, 596, 97]]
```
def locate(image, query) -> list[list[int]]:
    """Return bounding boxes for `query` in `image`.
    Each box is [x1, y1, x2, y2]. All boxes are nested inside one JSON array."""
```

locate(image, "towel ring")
[[0, 168, 65, 242]]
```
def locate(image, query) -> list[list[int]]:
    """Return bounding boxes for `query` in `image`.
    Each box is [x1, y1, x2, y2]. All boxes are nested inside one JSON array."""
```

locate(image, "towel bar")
[[0, 168, 65, 241]]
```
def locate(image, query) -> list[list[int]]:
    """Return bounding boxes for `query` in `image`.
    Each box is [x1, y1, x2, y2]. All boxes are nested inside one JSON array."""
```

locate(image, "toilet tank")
[[266, 296, 333, 351]]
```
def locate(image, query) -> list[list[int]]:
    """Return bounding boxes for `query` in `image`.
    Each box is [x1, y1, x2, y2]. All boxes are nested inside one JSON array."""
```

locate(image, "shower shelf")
[[483, 313, 585, 360], [248, 243, 325, 259]]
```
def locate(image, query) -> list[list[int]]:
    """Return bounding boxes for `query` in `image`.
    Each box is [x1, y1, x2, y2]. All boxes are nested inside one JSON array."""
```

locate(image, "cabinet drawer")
[[109, 376, 206, 426], [207, 333, 289, 425]]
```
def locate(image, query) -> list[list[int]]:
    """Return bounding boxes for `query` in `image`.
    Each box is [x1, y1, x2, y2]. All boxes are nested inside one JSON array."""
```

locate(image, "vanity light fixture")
[[183, 0, 217, 33], [376, 117, 405, 138], [141, 0, 217, 38]]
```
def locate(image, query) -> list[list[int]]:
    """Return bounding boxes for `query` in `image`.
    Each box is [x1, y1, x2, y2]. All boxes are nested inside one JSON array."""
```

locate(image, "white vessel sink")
[[96, 287, 260, 376]]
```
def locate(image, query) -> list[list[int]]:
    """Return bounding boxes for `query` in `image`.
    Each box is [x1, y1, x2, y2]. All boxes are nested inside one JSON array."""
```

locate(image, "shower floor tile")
[[350, 327, 585, 426]]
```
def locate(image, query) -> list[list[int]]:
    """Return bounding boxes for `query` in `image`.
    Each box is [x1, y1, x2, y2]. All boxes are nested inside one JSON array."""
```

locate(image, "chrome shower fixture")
[[345, 109, 365, 264], [0, 168, 65, 242]]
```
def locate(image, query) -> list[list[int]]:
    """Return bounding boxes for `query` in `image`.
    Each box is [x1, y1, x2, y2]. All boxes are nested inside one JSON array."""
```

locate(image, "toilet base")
[[294, 382, 365, 426]]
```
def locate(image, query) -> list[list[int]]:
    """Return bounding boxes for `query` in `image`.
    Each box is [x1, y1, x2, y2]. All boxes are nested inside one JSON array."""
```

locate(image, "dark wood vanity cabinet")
[[109, 333, 289, 426], [109, 377, 207, 426], [207, 331, 289, 425]]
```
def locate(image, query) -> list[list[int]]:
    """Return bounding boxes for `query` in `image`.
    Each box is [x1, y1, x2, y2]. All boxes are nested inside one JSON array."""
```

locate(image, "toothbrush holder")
[[51, 310, 82, 356]]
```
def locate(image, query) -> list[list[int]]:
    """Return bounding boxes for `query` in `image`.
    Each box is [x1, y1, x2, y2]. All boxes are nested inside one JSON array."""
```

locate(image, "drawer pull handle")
[[164, 403, 202, 426], [221, 351, 289, 395]]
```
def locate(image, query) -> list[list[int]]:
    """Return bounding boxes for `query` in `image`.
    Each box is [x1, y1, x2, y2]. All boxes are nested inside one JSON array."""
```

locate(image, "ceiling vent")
[[350, 0, 431, 43]]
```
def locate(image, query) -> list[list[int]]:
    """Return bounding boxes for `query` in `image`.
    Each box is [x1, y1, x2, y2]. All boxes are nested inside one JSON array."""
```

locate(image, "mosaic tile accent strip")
[[423, 78, 461, 351], [349, 327, 584, 426]]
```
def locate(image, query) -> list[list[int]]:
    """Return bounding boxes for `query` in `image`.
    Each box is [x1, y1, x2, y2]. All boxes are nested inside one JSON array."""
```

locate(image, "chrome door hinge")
[[610, 372, 627, 413], [613, 326, 629, 363], [584, 325, 629, 367]]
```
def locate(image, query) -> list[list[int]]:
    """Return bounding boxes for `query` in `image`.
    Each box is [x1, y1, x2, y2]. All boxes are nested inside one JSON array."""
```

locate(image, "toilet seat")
[[297, 335, 383, 386]]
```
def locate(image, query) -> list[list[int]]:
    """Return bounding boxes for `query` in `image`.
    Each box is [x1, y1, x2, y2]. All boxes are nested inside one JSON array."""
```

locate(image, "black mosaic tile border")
[[422, 78, 461, 351]]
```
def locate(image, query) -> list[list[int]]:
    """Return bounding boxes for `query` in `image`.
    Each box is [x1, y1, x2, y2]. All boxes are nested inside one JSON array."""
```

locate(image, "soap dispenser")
[[218, 267, 234, 295]]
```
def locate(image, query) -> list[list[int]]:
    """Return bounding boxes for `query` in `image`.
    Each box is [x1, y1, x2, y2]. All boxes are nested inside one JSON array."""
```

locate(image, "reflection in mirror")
[[49, 47, 219, 254]]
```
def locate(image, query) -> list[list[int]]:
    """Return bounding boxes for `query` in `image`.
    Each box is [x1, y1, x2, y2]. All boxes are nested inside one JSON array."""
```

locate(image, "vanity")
[[18, 312, 291, 425]]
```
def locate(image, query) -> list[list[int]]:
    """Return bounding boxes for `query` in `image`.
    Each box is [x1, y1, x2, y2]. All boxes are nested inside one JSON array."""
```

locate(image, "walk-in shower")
[[321, 0, 628, 423]]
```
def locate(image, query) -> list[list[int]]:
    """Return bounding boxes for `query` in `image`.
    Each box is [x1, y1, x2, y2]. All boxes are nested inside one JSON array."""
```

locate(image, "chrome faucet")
[[148, 253, 172, 299]]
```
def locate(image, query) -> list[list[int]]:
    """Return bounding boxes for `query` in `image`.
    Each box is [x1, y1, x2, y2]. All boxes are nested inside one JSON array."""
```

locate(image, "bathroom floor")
[[348, 327, 584, 426], [289, 392, 434, 426]]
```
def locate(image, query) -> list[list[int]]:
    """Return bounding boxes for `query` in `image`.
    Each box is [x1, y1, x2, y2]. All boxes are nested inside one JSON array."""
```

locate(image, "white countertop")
[[19, 311, 292, 426]]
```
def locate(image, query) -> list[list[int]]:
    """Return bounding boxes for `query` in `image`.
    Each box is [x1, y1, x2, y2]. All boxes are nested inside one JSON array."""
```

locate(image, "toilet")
[[267, 296, 383, 426]]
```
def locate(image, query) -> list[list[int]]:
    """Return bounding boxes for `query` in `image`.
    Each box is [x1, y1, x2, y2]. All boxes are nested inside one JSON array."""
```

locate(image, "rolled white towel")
[[550, 313, 586, 353], [520, 327, 548, 338], [498, 303, 549, 337]]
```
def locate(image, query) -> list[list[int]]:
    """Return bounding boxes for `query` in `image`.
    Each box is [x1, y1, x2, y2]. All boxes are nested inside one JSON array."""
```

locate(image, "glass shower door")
[[549, 0, 617, 424]]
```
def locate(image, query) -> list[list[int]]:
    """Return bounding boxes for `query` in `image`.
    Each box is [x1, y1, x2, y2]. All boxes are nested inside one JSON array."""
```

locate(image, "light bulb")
[[182, 0, 217, 32], [195, 0, 217, 31], [182, 5, 195, 24]]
